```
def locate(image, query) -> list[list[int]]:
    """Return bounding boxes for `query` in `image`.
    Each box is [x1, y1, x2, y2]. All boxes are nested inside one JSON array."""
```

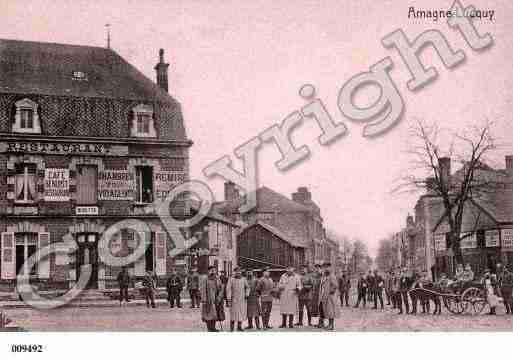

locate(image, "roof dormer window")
[[131, 104, 156, 138], [13, 98, 41, 134]]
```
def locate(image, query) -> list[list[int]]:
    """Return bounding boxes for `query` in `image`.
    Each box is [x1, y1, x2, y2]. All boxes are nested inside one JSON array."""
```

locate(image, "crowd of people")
[[115, 261, 513, 332]]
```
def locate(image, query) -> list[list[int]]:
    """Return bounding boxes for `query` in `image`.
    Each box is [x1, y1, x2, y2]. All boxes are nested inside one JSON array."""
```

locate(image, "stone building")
[[0, 39, 195, 291]]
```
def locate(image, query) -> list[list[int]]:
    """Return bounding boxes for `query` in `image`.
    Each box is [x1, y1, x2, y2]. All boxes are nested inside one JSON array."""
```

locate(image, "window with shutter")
[[77, 166, 98, 205], [1, 232, 15, 279], [38, 232, 50, 279], [155, 232, 167, 275]]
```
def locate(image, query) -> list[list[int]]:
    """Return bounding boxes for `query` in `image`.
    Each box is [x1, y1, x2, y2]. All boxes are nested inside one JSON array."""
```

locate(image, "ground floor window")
[[15, 233, 38, 276]]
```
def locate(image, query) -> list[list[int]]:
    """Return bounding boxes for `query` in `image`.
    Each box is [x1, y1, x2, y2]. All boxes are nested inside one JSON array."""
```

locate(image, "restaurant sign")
[[44, 168, 70, 201], [0, 141, 128, 156], [98, 170, 135, 200]]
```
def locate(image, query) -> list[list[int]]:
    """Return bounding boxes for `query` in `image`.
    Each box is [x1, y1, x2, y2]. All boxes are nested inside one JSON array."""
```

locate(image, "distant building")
[[215, 183, 333, 267]]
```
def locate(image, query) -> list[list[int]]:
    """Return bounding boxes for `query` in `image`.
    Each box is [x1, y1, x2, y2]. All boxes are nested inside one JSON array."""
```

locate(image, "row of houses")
[[0, 38, 338, 293], [393, 156, 513, 279]]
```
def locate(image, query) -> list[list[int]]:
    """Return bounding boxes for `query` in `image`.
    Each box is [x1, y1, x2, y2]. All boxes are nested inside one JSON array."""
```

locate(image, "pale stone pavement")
[[3, 300, 513, 331]]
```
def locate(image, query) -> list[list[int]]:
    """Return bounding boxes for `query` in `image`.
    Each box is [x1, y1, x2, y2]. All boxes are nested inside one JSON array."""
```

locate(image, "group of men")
[[199, 262, 340, 332], [353, 269, 385, 310]]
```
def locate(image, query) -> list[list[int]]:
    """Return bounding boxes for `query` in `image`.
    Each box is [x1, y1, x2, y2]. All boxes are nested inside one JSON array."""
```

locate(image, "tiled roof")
[[0, 38, 175, 103], [217, 186, 311, 214], [244, 221, 307, 248]]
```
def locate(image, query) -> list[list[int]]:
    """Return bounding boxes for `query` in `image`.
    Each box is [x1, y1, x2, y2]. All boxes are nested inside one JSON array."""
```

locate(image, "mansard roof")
[[0, 38, 173, 102]]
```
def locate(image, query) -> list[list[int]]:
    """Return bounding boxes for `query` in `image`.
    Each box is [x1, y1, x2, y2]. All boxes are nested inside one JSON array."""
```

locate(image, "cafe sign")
[[44, 168, 70, 201], [98, 170, 135, 201]]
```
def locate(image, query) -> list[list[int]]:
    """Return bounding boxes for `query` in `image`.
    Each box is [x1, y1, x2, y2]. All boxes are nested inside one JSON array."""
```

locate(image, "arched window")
[[13, 98, 41, 134]]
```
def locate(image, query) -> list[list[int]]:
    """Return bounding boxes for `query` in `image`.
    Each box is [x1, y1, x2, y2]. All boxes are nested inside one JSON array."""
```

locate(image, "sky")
[[1, 0, 512, 256]]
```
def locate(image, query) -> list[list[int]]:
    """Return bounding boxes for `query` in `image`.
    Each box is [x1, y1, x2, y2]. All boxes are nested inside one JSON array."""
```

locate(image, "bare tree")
[[375, 236, 399, 272], [395, 118, 504, 265], [326, 230, 353, 272]]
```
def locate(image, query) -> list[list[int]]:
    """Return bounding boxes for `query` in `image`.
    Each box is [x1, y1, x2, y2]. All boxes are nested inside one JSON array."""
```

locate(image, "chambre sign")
[[98, 170, 136, 200], [0, 141, 128, 156]]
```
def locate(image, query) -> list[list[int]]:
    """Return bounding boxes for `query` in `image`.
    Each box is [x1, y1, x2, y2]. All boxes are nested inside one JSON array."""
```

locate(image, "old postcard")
[[0, 0, 512, 350]]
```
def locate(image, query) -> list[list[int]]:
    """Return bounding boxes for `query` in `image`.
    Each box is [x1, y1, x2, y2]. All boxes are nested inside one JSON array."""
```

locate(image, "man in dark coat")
[[310, 264, 324, 328], [296, 265, 313, 326], [200, 265, 224, 332], [338, 272, 351, 307], [353, 272, 367, 308], [398, 268, 412, 314], [245, 270, 262, 329], [366, 270, 375, 302], [258, 267, 276, 330], [220, 270, 229, 306], [116, 266, 131, 306], [166, 267, 183, 308], [373, 269, 384, 310], [187, 268, 201, 308], [497, 263, 513, 315], [142, 270, 157, 308]]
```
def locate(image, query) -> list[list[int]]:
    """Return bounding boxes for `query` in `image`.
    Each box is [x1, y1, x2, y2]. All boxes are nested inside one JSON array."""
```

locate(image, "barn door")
[[155, 231, 167, 275], [38, 232, 50, 279], [1, 232, 16, 279]]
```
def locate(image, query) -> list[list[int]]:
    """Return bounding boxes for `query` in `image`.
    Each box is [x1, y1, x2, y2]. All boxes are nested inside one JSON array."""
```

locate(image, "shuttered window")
[[77, 166, 97, 204]]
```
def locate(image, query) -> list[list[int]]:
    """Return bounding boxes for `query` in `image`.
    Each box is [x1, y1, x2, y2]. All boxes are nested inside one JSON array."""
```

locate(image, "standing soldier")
[[366, 270, 375, 303], [497, 263, 513, 315], [392, 270, 402, 312], [200, 265, 224, 332], [353, 272, 367, 308], [338, 271, 351, 307], [245, 270, 262, 330], [296, 265, 313, 326], [258, 267, 276, 329], [117, 266, 131, 306], [319, 263, 339, 330], [226, 267, 249, 331], [142, 270, 157, 309], [278, 266, 302, 329], [187, 268, 201, 309], [373, 269, 384, 310], [398, 268, 411, 314], [309, 264, 322, 327], [384, 271, 393, 306], [220, 270, 229, 306], [166, 267, 183, 308]]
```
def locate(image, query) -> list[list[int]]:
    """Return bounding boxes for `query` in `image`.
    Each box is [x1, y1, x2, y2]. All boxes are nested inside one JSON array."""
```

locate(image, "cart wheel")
[[442, 295, 467, 314], [462, 287, 487, 315]]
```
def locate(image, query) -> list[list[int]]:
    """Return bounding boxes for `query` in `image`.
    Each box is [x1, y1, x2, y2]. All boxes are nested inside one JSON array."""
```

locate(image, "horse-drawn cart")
[[409, 281, 489, 315]]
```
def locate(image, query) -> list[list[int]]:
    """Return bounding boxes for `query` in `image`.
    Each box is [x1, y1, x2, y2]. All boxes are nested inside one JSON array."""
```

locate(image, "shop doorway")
[[76, 233, 99, 289]]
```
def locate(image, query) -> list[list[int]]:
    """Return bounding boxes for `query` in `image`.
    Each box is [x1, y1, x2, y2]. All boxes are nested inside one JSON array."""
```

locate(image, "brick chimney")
[[292, 187, 311, 204], [506, 155, 513, 172], [438, 157, 451, 187], [224, 181, 239, 202], [154, 49, 170, 92]]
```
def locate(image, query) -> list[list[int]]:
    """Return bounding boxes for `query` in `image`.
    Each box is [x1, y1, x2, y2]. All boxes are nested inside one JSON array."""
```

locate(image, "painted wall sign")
[[98, 170, 135, 200], [44, 168, 70, 201], [502, 229, 513, 251], [485, 229, 500, 247], [154, 171, 186, 200], [75, 206, 99, 215], [460, 232, 477, 249]]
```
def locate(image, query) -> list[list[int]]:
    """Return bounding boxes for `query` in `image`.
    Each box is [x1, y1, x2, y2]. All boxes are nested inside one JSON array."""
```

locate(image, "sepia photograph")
[[0, 0, 512, 356]]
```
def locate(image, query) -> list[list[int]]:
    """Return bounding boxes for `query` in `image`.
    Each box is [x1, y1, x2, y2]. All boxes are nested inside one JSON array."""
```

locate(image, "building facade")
[[216, 183, 333, 267], [0, 39, 193, 291]]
